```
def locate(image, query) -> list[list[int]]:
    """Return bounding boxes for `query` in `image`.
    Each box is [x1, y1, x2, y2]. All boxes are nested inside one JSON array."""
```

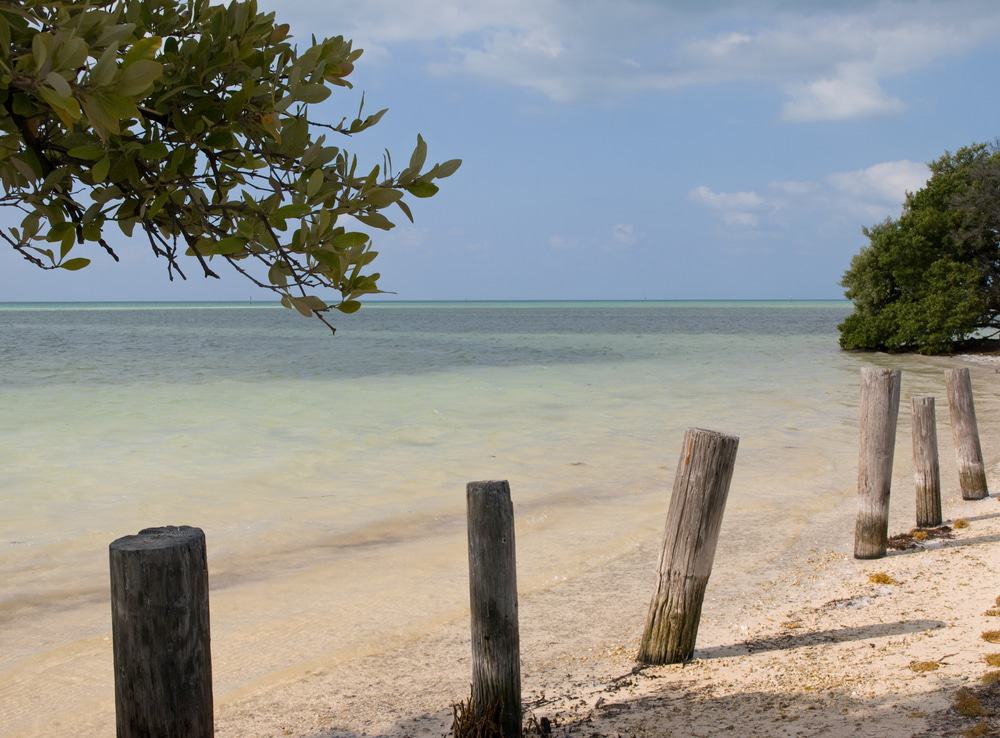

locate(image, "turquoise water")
[[1, 300, 985, 736]]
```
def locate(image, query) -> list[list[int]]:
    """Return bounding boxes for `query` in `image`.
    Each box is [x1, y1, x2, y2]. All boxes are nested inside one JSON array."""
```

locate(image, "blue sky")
[[3, 0, 1000, 301]]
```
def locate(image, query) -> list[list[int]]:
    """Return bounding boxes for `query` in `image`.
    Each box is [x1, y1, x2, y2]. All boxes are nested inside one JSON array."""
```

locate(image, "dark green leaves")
[[0, 0, 460, 330], [839, 142, 1000, 354]]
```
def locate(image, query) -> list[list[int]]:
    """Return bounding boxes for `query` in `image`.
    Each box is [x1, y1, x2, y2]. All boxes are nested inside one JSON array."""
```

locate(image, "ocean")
[[0, 300, 987, 735]]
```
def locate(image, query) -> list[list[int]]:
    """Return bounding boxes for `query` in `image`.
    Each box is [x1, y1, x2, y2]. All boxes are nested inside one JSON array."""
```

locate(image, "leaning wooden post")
[[466, 481, 521, 736], [912, 396, 942, 528], [110, 526, 214, 738], [638, 428, 739, 665], [945, 368, 988, 499], [854, 367, 902, 559]]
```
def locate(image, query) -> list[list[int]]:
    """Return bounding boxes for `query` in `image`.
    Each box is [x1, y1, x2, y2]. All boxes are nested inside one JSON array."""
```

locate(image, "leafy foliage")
[[839, 143, 1000, 354], [0, 0, 460, 329]]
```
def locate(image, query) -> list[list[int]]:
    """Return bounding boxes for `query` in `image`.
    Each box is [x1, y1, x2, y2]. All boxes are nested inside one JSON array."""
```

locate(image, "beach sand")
[[214, 489, 1000, 738]]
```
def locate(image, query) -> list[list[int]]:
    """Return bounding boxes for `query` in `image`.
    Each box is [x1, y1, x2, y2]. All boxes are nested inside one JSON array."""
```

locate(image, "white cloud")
[[689, 185, 765, 211], [691, 158, 930, 231], [782, 65, 904, 121], [268, 0, 1000, 120], [688, 185, 767, 228], [826, 160, 930, 205]]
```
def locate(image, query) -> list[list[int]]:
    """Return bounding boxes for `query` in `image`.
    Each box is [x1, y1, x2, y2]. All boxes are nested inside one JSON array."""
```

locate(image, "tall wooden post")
[[466, 481, 521, 737], [854, 367, 902, 560], [638, 428, 739, 665], [110, 526, 214, 738], [912, 396, 942, 528], [945, 368, 988, 499]]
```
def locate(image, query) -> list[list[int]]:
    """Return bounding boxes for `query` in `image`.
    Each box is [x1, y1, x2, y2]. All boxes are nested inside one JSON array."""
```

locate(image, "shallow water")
[[0, 301, 993, 735]]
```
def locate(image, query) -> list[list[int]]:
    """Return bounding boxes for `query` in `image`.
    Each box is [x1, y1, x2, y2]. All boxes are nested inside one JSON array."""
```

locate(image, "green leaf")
[[306, 170, 324, 197], [45, 72, 72, 98], [117, 60, 162, 96], [355, 212, 394, 230], [68, 145, 105, 161], [38, 86, 81, 126], [432, 159, 462, 179], [329, 231, 369, 249], [396, 199, 414, 223], [409, 133, 427, 172], [275, 203, 311, 219], [366, 188, 403, 208], [286, 294, 327, 316], [60, 257, 90, 271], [337, 299, 362, 314], [92, 156, 111, 182], [294, 83, 331, 104], [268, 263, 289, 286], [405, 181, 439, 198]]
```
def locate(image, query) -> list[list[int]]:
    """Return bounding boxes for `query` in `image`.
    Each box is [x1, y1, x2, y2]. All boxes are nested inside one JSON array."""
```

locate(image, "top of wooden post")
[[110, 526, 204, 552], [686, 427, 739, 443], [467, 480, 511, 497]]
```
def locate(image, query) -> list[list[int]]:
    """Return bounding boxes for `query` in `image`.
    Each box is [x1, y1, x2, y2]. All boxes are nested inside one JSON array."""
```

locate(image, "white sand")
[[215, 490, 1000, 737]]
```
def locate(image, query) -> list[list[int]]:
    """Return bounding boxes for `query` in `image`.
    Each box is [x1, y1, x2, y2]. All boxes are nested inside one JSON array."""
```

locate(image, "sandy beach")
[[214, 484, 1000, 738]]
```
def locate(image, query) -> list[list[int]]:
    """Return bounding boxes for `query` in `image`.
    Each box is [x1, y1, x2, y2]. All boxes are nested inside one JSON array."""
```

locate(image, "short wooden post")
[[854, 367, 902, 559], [466, 481, 521, 737], [110, 526, 214, 738], [912, 396, 942, 528], [945, 368, 988, 499], [638, 428, 739, 665]]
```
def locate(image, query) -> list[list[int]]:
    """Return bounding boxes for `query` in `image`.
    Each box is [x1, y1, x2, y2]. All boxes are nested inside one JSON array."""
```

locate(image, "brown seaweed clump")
[[962, 721, 991, 738], [986, 608, 1000, 617], [985, 654, 1000, 667], [868, 571, 899, 585], [954, 518, 970, 529], [909, 660, 941, 673], [982, 631, 1000, 644], [887, 526, 954, 550], [954, 687, 988, 717], [982, 671, 1000, 686]]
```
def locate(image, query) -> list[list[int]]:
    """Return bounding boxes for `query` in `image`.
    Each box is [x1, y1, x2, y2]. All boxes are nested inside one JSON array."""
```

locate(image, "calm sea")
[[0, 300, 984, 735]]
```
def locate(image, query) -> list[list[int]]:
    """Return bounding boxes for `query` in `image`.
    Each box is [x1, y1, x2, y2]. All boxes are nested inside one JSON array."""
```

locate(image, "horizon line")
[[0, 297, 850, 304]]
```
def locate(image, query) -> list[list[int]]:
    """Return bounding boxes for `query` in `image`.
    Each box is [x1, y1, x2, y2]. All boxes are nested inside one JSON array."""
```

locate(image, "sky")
[[3, 0, 1000, 301]]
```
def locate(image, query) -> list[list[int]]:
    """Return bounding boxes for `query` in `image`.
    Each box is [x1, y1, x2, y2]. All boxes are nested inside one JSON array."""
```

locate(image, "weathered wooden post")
[[945, 368, 988, 499], [912, 396, 942, 528], [466, 481, 521, 736], [638, 428, 739, 665], [110, 526, 214, 738], [854, 367, 902, 559]]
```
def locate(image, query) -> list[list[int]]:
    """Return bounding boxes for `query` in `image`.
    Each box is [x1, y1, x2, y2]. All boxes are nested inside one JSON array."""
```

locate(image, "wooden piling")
[[110, 526, 213, 738], [638, 427, 739, 665], [466, 481, 521, 737], [945, 368, 988, 499], [854, 367, 902, 559], [911, 396, 942, 528]]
